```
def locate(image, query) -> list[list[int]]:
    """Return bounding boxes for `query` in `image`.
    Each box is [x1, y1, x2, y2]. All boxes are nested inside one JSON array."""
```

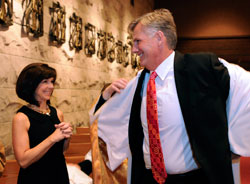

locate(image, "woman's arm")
[[12, 112, 66, 168]]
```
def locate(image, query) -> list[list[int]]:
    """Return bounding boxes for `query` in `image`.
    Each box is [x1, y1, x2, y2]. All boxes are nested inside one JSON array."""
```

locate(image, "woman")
[[12, 63, 72, 184]]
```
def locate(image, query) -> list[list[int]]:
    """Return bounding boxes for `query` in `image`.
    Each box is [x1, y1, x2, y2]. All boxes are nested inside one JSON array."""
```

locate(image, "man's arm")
[[219, 58, 250, 157], [94, 78, 128, 112]]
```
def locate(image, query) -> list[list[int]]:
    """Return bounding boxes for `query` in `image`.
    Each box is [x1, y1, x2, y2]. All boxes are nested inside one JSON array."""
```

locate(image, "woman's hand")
[[53, 122, 73, 142]]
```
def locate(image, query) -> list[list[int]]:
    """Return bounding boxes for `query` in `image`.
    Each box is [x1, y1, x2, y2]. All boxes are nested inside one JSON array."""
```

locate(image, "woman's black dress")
[[16, 105, 70, 184]]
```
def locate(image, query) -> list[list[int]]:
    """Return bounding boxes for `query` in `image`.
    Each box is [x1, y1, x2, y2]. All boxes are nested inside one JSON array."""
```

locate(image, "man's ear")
[[155, 31, 165, 45]]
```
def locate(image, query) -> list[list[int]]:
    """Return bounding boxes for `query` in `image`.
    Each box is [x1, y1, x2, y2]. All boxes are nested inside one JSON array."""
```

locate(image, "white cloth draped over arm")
[[220, 58, 250, 156], [89, 71, 142, 171]]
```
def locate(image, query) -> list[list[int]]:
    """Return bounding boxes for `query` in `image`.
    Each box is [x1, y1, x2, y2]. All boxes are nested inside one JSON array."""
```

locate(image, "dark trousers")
[[141, 168, 209, 184]]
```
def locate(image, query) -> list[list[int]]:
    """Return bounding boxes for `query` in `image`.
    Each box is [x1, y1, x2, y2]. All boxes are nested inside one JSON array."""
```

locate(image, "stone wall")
[[0, 0, 154, 158]]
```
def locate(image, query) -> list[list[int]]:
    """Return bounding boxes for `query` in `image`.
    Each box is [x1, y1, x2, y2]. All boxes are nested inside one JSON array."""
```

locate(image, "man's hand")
[[102, 78, 128, 100]]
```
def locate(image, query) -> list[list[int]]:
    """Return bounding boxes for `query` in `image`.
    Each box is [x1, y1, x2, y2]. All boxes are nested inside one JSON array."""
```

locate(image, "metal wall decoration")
[[116, 40, 123, 64], [115, 40, 130, 67], [0, 0, 13, 26], [1, 0, 135, 69], [69, 12, 82, 50], [131, 53, 140, 69], [97, 29, 107, 60], [22, 0, 43, 37], [127, 35, 139, 69], [107, 32, 116, 63], [84, 23, 96, 57], [49, 2, 66, 44], [122, 44, 129, 67]]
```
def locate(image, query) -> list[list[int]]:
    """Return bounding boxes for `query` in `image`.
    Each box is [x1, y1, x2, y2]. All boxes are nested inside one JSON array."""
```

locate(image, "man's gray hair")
[[128, 9, 177, 50]]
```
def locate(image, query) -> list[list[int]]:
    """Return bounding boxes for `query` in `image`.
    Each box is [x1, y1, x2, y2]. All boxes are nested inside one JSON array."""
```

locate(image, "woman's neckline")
[[26, 104, 51, 116]]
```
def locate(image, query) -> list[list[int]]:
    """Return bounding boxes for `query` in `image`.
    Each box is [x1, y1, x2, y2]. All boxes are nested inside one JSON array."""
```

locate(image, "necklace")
[[27, 104, 51, 116]]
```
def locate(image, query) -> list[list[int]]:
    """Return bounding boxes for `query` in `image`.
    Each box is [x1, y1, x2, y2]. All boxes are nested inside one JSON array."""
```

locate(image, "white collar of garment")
[[153, 51, 175, 81]]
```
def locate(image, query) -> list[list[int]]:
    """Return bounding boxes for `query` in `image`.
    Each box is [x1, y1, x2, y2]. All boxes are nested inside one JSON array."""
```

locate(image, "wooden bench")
[[0, 160, 19, 184], [76, 127, 91, 134], [64, 127, 91, 163]]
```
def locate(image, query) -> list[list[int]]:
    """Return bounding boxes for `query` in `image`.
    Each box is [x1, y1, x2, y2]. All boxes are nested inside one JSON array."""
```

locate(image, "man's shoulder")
[[181, 52, 219, 68], [184, 52, 217, 60], [174, 51, 224, 75]]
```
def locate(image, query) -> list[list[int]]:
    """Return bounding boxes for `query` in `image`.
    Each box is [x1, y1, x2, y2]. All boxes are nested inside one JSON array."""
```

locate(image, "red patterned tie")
[[147, 71, 167, 184]]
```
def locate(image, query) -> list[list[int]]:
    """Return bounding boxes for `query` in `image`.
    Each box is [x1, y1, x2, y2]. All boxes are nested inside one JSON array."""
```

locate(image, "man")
[[90, 9, 250, 184]]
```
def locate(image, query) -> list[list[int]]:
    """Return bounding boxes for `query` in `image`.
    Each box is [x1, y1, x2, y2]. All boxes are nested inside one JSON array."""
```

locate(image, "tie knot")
[[150, 71, 157, 80]]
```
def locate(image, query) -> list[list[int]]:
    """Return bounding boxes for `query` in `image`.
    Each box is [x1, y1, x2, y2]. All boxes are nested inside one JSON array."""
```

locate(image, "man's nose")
[[132, 45, 138, 54]]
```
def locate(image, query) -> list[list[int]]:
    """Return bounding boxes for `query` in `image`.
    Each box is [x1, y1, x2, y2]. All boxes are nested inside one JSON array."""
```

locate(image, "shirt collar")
[[154, 51, 175, 81]]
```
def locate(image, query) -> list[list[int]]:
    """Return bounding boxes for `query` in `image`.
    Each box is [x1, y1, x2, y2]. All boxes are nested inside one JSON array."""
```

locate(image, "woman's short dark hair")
[[16, 63, 57, 106]]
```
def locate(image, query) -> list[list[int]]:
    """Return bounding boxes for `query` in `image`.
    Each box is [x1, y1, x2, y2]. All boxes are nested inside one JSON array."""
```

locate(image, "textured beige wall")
[[0, 0, 154, 158]]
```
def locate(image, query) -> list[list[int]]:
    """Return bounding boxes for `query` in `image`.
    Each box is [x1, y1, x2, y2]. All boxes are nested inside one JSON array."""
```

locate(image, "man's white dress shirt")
[[140, 52, 198, 173]]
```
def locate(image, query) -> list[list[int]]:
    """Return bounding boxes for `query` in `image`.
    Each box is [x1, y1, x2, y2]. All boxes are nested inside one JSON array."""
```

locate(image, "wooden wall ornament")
[[22, 0, 43, 37], [0, 0, 13, 26], [49, 1, 66, 45], [84, 23, 96, 57], [97, 29, 107, 60], [69, 12, 82, 50]]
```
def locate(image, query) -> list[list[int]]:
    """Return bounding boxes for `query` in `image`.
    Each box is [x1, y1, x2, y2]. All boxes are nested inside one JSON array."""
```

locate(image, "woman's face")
[[34, 77, 55, 103]]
